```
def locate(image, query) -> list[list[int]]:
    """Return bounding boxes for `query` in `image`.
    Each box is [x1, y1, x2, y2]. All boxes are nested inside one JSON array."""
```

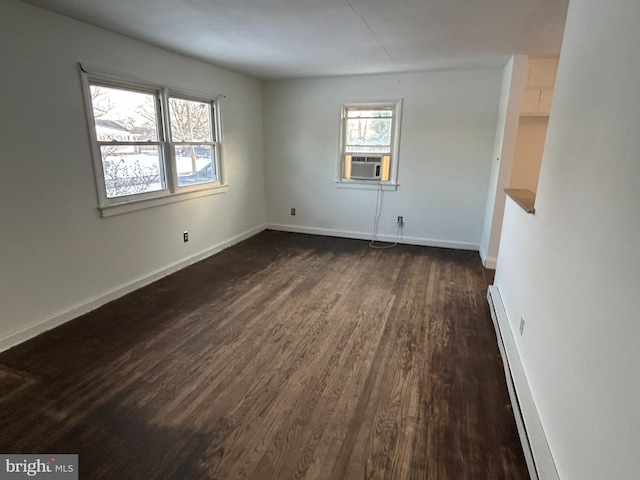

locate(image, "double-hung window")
[[338, 100, 402, 187], [168, 97, 218, 187], [89, 83, 166, 200], [82, 68, 223, 215]]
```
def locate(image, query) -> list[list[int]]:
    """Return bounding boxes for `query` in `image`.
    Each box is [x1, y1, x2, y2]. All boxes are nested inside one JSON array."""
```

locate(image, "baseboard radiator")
[[487, 286, 560, 480]]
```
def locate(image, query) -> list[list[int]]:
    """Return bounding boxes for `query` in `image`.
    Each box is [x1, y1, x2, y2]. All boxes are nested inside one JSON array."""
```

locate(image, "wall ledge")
[[505, 188, 536, 214]]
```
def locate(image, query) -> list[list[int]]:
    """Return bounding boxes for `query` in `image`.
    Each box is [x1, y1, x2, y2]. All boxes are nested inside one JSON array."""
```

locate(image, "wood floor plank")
[[0, 231, 528, 479]]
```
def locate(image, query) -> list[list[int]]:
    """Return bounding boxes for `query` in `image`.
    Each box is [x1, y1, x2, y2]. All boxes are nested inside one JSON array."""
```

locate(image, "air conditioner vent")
[[351, 155, 382, 163]]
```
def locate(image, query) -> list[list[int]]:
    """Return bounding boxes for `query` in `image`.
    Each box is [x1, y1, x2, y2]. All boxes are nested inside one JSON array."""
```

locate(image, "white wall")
[[263, 70, 502, 249], [494, 0, 640, 478], [0, 0, 266, 349], [479, 55, 527, 268]]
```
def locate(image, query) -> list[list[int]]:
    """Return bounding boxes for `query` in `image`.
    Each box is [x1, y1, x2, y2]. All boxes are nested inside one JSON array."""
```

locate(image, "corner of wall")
[[480, 55, 529, 265]]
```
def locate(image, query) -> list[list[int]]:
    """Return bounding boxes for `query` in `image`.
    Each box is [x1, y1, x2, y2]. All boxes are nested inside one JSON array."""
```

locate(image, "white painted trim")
[[267, 223, 478, 251], [100, 185, 228, 217], [484, 256, 498, 269], [479, 246, 498, 269], [487, 285, 560, 480], [0, 225, 266, 353]]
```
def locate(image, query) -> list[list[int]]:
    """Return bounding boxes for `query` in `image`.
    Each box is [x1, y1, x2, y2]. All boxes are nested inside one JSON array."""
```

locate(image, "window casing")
[[338, 100, 402, 188], [81, 67, 224, 216]]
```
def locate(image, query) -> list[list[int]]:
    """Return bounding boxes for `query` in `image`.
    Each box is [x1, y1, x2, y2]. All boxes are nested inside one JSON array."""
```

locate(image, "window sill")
[[335, 180, 398, 191], [99, 184, 228, 217]]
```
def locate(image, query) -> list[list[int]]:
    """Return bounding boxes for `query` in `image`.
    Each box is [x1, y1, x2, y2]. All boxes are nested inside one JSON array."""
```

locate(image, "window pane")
[[101, 146, 164, 198], [346, 117, 392, 147], [90, 85, 159, 141], [169, 98, 213, 142], [176, 146, 216, 186]]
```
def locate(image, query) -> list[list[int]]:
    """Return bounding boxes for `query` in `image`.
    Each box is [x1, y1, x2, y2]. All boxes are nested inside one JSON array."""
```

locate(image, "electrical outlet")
[[397, 216, 404, 227], [291, 207, 296, 216], [520, 317, 525, 336], [183, 231, 189, 242]]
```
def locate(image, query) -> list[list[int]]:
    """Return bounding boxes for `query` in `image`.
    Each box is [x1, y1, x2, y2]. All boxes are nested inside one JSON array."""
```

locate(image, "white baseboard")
[[484, 255, 498, 269], [0, 225, 266, 353], [478, 244, 498, 269], [266, 223, 479, 251], [487, 285, 560, 480], [480, 250, 498, 270]]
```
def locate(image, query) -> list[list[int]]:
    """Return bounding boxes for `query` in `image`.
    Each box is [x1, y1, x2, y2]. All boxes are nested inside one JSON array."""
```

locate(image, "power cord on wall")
[[369, 183, 400, 249]]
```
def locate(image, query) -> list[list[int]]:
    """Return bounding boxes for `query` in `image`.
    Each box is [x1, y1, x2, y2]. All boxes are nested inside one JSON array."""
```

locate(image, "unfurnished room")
[[1, 0, 639, 479]]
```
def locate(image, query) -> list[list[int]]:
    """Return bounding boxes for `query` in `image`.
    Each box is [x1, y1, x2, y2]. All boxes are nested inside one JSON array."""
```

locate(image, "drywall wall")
[[479, 55, 527, 268], [262, 69, 502, 249], [494, 0, 640, 477], [509, 116, 549, 192], [0, 0, 266, 349]]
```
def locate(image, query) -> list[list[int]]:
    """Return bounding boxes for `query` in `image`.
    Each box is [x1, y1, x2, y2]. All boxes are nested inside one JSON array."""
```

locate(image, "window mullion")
[[159, 87, 177, 193]]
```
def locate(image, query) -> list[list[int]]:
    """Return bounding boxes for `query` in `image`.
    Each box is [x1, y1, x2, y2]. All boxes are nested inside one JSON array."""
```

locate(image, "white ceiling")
[[20, 0, 569, 79]]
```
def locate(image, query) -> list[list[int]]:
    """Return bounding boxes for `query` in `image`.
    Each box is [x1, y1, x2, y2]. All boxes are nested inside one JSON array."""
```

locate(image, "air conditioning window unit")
[[349, 155, 382, 180], [344, 154, 391, 181]]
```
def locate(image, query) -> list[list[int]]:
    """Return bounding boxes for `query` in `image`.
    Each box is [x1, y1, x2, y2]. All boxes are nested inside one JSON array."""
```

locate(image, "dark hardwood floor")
[[0, 231, 528, 479], [483, 267, 496, 286]]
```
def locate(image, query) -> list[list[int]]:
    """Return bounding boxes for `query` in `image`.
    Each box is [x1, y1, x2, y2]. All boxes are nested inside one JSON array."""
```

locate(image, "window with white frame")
[[339, 100, 401, 185], [168, 96, 218, 187], [82, 69, 223, 214]]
